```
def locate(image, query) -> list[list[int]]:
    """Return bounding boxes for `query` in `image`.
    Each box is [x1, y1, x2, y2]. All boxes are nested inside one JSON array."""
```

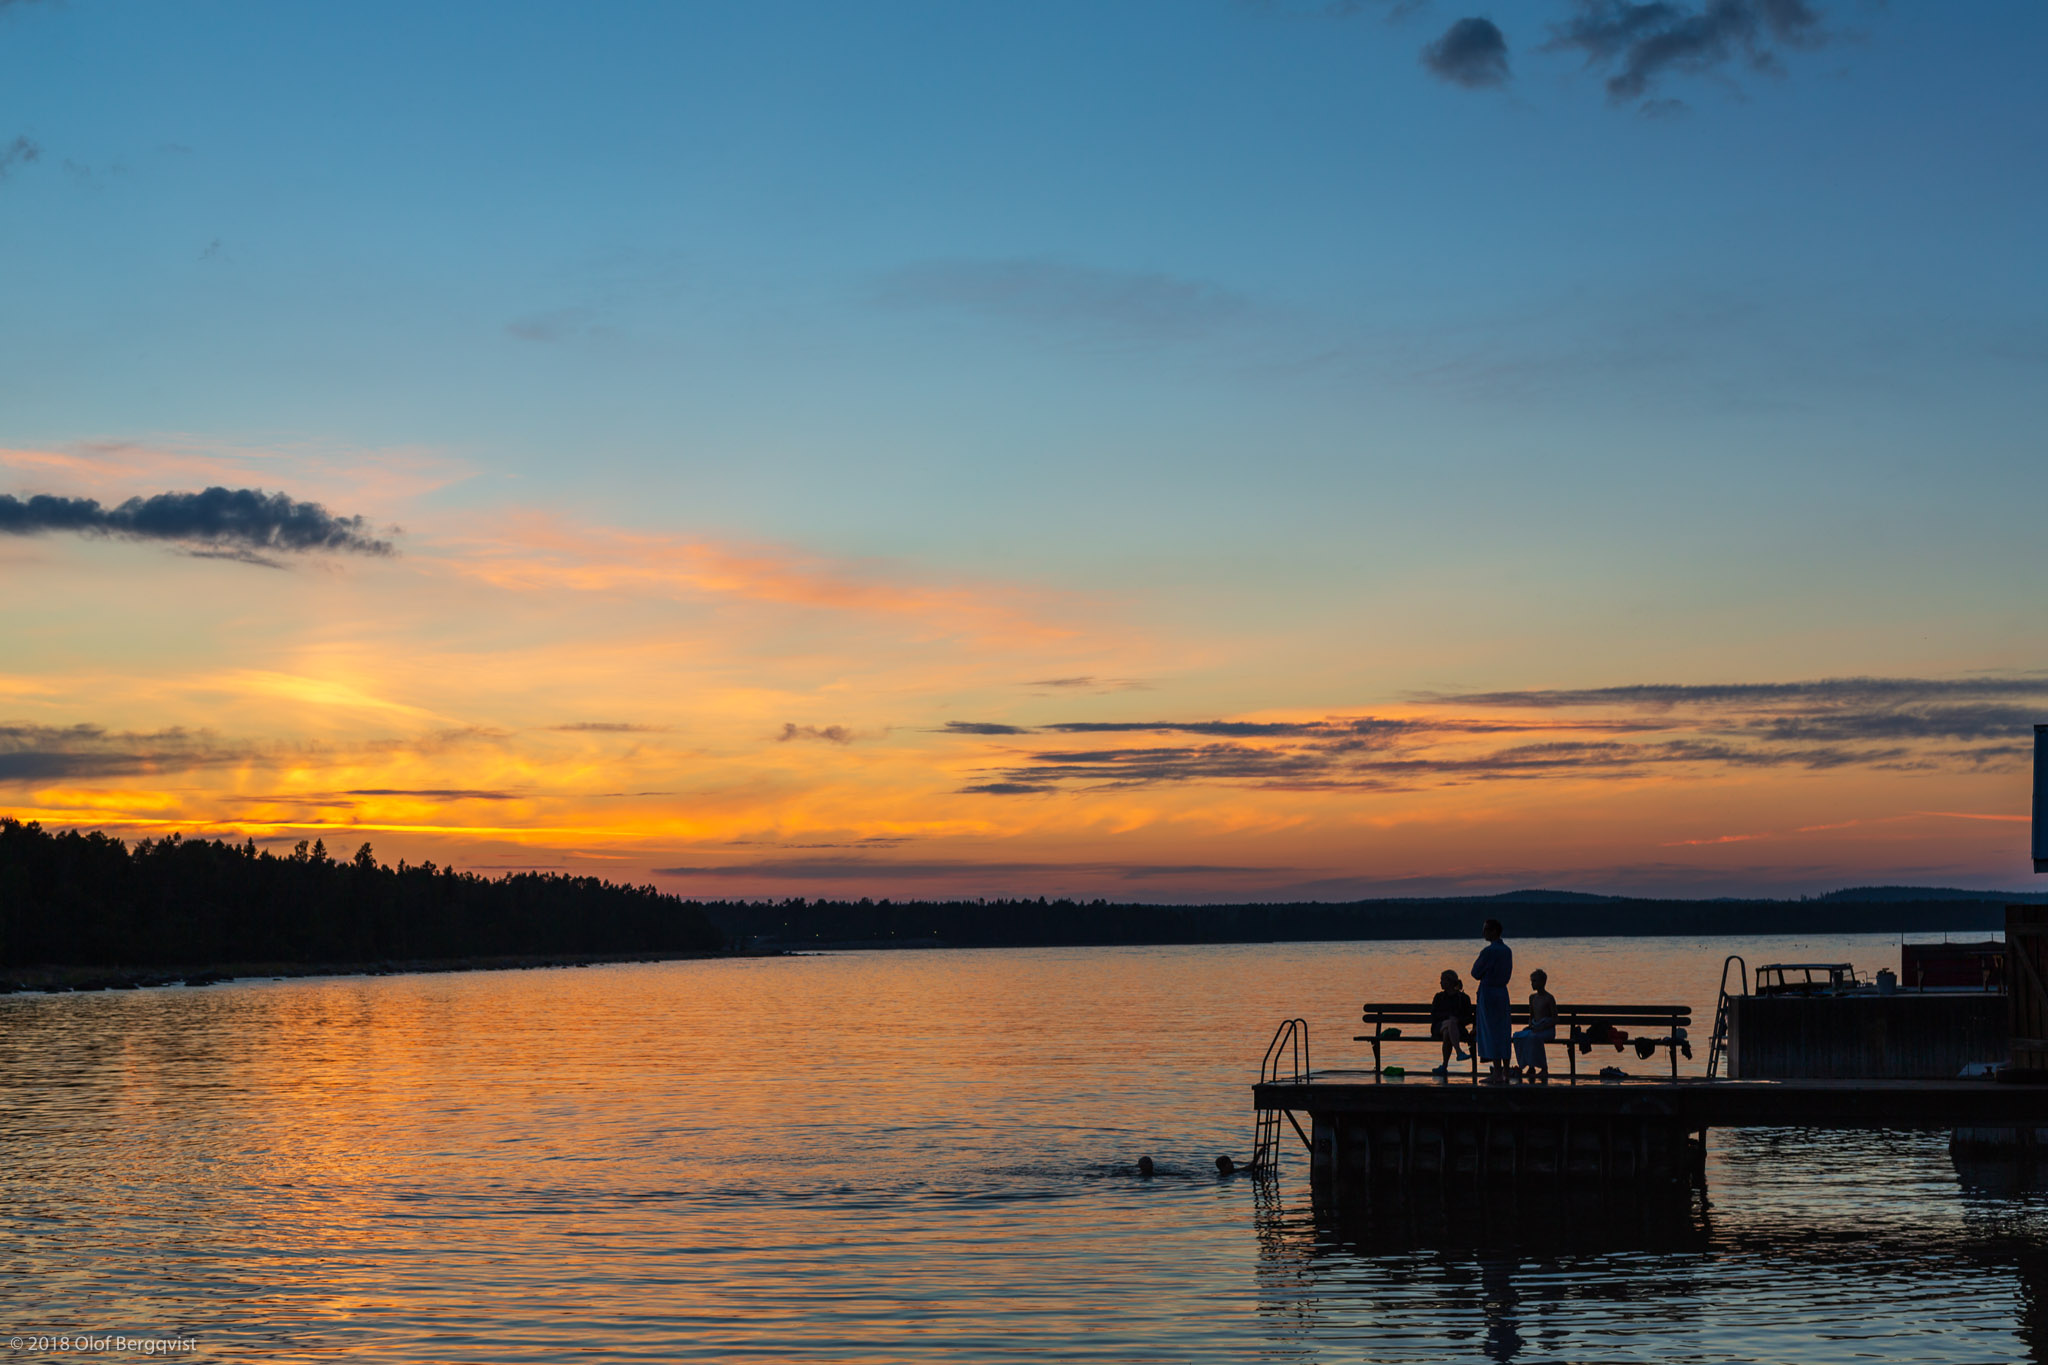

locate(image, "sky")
[[2, 0, 2045, 901]]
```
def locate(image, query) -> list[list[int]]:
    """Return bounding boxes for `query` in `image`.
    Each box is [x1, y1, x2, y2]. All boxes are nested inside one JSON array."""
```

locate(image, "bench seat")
[[1357, 1001, 1693, 1080]]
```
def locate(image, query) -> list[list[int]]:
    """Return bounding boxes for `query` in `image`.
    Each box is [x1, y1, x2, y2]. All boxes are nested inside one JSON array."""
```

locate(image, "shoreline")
[[0, 947, 787, 996]]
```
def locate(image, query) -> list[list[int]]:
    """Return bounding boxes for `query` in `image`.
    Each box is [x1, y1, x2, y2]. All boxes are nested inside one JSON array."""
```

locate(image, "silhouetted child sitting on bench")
[[1513, 969, 1557, 1080], [1429, 970, 1473, 1076]]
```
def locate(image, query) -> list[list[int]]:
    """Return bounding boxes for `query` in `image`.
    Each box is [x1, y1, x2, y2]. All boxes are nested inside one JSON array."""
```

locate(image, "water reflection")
[[1267, 1184, 1709, 1363], [1249, 1129, 2048, 1363], [9, 939, 2048, 1361]]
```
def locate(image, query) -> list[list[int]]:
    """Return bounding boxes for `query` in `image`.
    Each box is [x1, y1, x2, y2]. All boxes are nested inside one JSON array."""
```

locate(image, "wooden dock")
[[1728, 991, 2006, 1078], [1254, 1071, 2048, 1186]]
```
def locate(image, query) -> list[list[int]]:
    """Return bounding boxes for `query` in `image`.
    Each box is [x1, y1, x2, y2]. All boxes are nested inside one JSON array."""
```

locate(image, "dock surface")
[[1257, 1071, 2048, 1185], [1257, 1070, 2048, 1129]]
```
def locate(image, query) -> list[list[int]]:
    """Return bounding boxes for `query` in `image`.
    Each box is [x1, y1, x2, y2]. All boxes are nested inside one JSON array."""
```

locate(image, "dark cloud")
[[1746, 705, 2044, 744], [1426, 676, 2048, 709], [1043, 718, 1417, 739], [724, 836, 913, 849], [1006, 742, 1346, 787], [1027, 676, 1151, 693], [0, 136, 38, 179], [1545, 0, 1829, 104], [778, 723, 853, 744], [1423, 17, 1512, 87], [964, 735, 1916, 794], [878, 259, 1248, 339], [343, 788, 518, 801], [0, 723, 526, 787], [0, 724, 248, 782], [941, 721, 1031, 736], [0, 487, 394, 564], [549, 721, 667, 733], [936, 674, 2043, 797]]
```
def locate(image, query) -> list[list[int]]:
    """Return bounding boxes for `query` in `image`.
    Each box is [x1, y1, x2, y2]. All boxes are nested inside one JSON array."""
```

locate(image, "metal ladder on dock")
[[1706, 955, 1748, 1079], [1253, 1018, 1310, 1174]]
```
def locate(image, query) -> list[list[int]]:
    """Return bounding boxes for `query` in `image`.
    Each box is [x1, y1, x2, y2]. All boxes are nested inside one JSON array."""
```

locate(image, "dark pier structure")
[[1249, 722, 2048, 1192], [1253, 1072, 2048, 1187]]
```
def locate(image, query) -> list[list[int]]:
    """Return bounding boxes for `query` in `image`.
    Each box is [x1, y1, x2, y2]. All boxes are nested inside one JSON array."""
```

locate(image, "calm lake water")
[[4, 934, 2045, 1362]]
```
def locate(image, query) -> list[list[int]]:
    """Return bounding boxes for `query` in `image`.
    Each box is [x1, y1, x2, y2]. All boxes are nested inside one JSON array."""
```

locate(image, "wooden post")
[[2007, 904, 2048, 1080], [2034, 723, 2046, 874]]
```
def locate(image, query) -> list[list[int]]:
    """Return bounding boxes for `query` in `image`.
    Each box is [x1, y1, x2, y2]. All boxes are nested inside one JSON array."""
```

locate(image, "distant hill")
[[8, 810, 2038, 966], [700, 888, 2031, 951], [1813, 885, 2048, 904], [1468, 889, 1626, 905]]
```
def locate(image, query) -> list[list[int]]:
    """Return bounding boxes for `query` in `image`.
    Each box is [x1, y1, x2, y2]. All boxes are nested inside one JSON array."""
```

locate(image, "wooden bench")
[[1357, 1002, 1694, 1080]]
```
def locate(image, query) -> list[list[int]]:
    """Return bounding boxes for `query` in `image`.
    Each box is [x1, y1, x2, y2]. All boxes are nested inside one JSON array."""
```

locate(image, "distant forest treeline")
[[702, 886, 2040, 949], [0, 818, 723, 969], [4, 816, 2039, 971]]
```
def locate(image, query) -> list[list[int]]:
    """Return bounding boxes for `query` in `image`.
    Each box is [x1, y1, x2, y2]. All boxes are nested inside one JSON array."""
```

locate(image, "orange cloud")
[[439, 513, 1078, 642]]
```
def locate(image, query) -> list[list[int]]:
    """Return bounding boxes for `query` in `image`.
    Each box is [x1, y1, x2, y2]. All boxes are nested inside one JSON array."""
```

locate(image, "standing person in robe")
[[1513, 968, 1557, 1080], [1472, 919, 1514, 1082]]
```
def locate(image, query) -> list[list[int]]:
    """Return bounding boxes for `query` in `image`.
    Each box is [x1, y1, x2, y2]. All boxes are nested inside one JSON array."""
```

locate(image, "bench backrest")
[[1362, 1002, 1691, 1027]]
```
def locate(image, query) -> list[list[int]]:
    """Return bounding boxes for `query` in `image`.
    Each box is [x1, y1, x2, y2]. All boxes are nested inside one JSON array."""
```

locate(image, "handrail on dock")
[[1254, 1018, 1311, 1174], [1707, 955, 1748, 1080]]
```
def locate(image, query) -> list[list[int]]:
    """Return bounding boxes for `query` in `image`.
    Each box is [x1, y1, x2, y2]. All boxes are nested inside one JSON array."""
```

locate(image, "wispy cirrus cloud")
[[0, 135, 39, 179], [443, 513, 1075, 641], [1423, 676, 2048, 709], [548, 721, 668, 733], [342, 787, 519, 801], [937, 675, 2047, 795], [1544, 0, 1832, 111], [1428, 676, 2048, 748], [1028, 675, 1150, 691]]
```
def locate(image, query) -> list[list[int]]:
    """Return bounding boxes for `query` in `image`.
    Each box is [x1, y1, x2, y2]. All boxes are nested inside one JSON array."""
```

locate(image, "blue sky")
[[3, 1, 2045, 896]]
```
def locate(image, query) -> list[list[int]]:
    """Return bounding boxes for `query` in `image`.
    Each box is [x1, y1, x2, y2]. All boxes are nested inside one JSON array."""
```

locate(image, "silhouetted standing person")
[[1473, 919, 1513, 1082]]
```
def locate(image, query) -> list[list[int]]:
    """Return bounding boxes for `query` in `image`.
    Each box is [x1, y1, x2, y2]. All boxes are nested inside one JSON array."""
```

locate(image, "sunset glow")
[[4, 3, 2043, 900]]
